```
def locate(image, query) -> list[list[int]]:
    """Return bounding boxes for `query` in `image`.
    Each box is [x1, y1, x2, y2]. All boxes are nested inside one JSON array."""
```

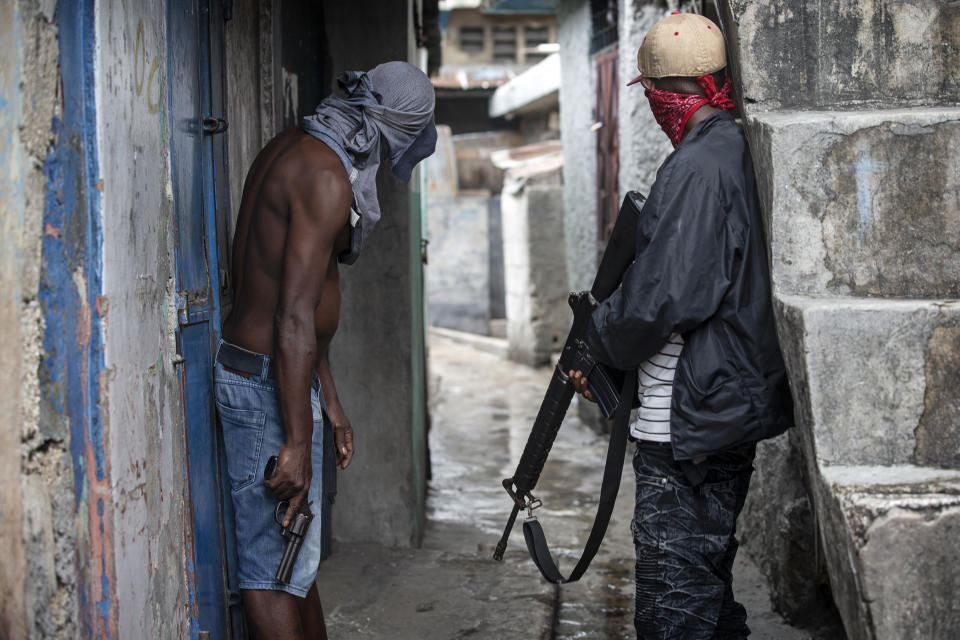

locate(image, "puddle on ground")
[[427, 336, 635, 637]]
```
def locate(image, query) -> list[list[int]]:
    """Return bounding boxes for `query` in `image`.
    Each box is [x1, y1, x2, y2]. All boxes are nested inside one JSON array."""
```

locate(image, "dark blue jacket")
[[586, 111, 793, 461]]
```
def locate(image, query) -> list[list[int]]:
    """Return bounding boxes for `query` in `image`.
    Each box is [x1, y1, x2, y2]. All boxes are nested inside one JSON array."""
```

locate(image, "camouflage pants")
[[631, 441, 755, 640]]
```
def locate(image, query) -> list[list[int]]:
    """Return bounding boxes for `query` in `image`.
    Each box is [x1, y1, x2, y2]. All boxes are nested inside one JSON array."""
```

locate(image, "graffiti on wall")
[[134, 20, 162, 114]]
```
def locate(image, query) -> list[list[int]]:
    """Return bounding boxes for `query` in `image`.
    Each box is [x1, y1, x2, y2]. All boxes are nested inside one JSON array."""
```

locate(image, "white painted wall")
[[95, 4, 192, 637], [617, 0, 671, 199], [557, 0, 598, 293], [502, 177, 567, 366]]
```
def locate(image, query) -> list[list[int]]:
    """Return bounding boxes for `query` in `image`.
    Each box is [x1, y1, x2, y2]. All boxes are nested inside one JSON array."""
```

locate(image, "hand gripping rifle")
[[493, 191, 645, 584]]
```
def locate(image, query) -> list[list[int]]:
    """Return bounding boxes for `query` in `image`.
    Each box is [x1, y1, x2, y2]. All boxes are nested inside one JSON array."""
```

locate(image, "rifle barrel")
[[510, 368, 575, 495]]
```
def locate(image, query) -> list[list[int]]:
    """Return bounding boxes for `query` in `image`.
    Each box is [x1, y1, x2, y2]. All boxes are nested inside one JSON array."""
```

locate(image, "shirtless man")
[[214, 61, 436, 640]]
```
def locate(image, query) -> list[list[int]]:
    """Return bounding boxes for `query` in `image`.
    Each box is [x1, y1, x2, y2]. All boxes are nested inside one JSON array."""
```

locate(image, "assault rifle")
[[493, 191, 645, 584]]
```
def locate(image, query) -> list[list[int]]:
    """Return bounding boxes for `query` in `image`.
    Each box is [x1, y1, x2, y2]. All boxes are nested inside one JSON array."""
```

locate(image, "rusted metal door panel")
[[594, 48, 619, 261]]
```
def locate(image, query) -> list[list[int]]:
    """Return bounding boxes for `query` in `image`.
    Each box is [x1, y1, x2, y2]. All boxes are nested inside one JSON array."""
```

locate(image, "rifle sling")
[[521, 369, 637, 584]]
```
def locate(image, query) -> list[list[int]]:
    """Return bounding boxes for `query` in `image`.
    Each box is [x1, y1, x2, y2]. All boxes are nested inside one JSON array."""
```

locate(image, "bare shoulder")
[[276, 134, 352, 228]]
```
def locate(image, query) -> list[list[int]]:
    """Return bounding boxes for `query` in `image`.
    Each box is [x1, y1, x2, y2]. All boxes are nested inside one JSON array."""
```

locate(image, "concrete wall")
[[425, 126, 505, 335], [723, 1, 960, 636], [95, 3, 194, 637], [224, 0, 265, 233], [0, 2, 52, 636], [750, 109, 960, 299], [728, 0, 960, 111], [427, 193, 493, 334], [323, 0, 428, 547], [557, 0, 598, 293], [616, 0, 672, 199], [502, 175, 567, 366], [452, 130, 522, 192]]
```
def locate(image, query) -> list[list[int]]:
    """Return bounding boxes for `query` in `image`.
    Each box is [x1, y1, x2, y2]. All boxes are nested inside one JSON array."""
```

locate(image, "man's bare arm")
[[266, 166, 350, 526], [316, 354, 353, 469]]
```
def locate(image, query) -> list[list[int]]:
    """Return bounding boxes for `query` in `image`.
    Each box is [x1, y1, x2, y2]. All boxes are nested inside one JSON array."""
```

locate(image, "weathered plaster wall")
[[749, 109, 960, 299], [617, 1, 674, 199], [224, 0, 264, 235], [726, 0, 960, 635], [4, 2, 90, 637], [427, 194, 493, 334], [94, 3, 193, 637], [557, 0, 598, 293], [727, 0, 960, 111], [1, 3, 34, 636], [502, 179, 568, 366], [323, 0, 427, 546]]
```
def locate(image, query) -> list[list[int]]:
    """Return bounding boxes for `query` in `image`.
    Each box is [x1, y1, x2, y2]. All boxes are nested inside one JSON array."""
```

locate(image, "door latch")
[[202, 117, 228, 135], [420, 238, 429, 265], [176, 288, 211, 326]]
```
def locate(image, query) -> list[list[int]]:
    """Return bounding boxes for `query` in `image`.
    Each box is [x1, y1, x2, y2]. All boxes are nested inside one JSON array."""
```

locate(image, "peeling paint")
[[39, 1, 117, 636]]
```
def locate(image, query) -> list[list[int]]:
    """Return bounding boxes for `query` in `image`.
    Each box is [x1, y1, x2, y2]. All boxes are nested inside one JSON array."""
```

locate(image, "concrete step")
[[726, 1, 960, 110], [428, 325, 509, 359], [746, 107, 960, 299], [776, 294, 960, 468], [813, 464, 960, 640]]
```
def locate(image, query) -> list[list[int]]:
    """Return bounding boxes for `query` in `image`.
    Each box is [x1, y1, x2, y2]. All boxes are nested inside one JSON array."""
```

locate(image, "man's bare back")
[[223, 127, 351, 357]]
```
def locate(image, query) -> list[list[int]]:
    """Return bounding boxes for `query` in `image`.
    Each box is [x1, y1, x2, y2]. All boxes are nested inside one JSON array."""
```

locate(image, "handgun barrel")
[[276, 538, 301, 583]]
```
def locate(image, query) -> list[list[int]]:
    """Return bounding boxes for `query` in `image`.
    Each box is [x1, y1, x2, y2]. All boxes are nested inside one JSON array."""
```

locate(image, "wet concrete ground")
[[316, 331, 813, 639]]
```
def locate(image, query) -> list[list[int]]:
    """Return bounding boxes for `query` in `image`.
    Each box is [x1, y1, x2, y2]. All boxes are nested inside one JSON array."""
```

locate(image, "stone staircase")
[[723, 1, 960, 637]]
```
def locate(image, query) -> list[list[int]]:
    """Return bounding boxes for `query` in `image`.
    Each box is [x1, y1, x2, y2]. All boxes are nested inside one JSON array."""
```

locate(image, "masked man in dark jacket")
[[570, 13, 793, 639]]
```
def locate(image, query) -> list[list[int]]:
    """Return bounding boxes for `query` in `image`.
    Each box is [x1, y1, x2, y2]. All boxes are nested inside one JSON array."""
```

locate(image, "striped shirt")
[[631, 333, 684, 442]]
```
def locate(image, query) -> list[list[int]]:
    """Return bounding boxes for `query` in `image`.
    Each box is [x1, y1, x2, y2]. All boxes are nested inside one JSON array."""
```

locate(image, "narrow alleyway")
[[316, 331, 813, 639]]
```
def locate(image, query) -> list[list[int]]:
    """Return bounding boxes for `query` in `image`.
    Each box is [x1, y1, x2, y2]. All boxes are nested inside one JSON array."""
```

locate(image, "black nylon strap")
[[521, 369, 637, 584]]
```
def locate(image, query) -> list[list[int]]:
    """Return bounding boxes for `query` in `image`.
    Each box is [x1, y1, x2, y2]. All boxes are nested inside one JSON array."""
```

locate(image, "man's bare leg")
[[242, 589, 306, 640], [296, 583, 328, 640]]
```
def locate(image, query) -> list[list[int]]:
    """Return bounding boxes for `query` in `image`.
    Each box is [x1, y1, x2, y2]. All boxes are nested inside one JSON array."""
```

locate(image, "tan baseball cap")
[[626, 12, 726, 86]]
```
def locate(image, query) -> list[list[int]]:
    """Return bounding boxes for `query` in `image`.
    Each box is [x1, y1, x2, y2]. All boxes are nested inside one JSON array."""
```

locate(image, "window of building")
[[524, 25, 550, 63], [460, 26, 485, 53], [589, 0, 618, 54], [492, 25, 518, 63]]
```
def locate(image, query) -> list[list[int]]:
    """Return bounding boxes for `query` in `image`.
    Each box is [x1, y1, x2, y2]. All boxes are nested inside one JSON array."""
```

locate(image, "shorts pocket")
[[216, 401, 266, 492]]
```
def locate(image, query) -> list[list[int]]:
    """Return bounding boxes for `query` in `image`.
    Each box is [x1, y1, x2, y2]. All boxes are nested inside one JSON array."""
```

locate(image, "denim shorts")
[[213, 346, 325, 598], [631, 441, 755, 640]]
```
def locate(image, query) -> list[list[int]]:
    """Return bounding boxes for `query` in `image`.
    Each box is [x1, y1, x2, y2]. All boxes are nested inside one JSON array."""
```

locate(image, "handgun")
[[264, 455, 314, 584]]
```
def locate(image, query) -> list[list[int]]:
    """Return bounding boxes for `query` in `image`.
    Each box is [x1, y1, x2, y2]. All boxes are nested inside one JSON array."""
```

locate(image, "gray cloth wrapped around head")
[[300, 61, 437, 264]]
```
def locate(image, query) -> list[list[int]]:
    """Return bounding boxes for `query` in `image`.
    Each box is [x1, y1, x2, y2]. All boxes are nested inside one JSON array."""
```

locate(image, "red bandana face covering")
[[644, 75, 737, 148]]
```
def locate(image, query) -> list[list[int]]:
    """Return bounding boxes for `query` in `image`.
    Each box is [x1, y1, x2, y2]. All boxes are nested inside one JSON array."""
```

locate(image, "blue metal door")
[[167, 0, 240, 637]]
